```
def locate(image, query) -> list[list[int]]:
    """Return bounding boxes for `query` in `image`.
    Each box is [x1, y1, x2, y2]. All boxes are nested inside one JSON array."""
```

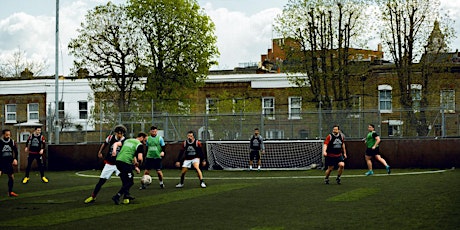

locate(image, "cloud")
[[0, 13, 53, 65], [202, 4, 282, 69]]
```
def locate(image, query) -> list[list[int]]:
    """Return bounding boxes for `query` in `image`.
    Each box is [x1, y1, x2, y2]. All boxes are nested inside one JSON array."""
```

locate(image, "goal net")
[[206, 140, 323, 170]]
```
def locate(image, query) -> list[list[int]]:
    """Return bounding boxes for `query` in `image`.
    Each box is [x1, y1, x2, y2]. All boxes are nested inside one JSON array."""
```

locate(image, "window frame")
[[28, 103, 39, 122], [411, 84, 422, 113], [206, 98, 219, 115], [78, 101, 88, 120], [440, 89, 455, 113], [378, 85, 392, 113], [5, 104, 17, 123], [262, 97, 275, 120], [288, 96, 302, 120]]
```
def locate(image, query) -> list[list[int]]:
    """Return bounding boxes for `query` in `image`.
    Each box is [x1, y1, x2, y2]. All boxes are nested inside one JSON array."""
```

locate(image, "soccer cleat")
[[200, 182, 207, 188], [112, 195, 120, 205], [386, 165, 391, 174], [84, 196, 96, 204], [175, 183, 184, 188], [123, 199, 130, 204], [324, 178, 329, 184], [8, 192, 18, 197], [336, 177, 341, 185], [22, 177, 30, 184], [41, 177, 49, 183], [365, 170, 374, 176], [160, 183, 165, 189]]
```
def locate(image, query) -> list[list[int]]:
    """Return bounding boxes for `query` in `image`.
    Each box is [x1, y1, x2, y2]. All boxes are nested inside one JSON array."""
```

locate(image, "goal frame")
[[206, 140, 323, 170]]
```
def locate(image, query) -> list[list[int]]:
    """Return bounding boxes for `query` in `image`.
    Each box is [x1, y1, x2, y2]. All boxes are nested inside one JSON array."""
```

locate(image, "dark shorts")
[[145, 158, 162, 170], [365, 147, 380, 156], [0, 157, 14, 174], [249, 150, 260, 161], [325, 156, 344, 167]]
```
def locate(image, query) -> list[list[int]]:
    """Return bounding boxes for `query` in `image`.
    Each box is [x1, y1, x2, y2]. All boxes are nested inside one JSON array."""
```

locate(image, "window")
[[78, 101, 88, 119], [28, 103, 39, 121], [206, 98, 218, 114], [384, 120, 403, 137], [288, 97, 302, 119], [411, 84, 422, 112], [388, 124, 401, 136], [265, 129, 284, 139], [58, 101, 65, 119], [262, 97, 275, 119], [378, 85, 392, 113], [232, 98, 245, 114], [5, 104, 17, 123], [20, 132, 30, 142], [440, 90, 455, 113]]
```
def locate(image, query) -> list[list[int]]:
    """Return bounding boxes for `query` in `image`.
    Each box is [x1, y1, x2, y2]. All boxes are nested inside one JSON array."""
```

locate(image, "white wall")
[[0, 78, 95, 131]]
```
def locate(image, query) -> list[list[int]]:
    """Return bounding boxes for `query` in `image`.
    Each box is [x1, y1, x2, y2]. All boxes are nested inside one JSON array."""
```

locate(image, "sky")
[[0, 0, 459, 76]]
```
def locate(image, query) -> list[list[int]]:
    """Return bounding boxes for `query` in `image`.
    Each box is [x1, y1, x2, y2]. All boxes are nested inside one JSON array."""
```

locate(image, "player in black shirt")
[[175, 131, 206, 188], [0, 129, 19, 197]]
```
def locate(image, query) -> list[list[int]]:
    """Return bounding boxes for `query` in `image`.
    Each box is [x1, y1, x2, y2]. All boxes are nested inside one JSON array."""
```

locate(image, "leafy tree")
[[378, 0, 454, 136], [68, 2, 144, 114], [128, 0, 219, 112], [274, 0, 371, 111]]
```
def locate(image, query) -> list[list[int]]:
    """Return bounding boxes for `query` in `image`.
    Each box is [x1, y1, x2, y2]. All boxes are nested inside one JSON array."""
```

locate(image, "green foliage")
[[128, 0, 219, 112], [68, 2, 144, 114]]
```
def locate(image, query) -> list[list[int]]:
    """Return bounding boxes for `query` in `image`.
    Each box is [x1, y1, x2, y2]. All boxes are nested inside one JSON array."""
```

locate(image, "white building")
[[0, 78, 95, 133]]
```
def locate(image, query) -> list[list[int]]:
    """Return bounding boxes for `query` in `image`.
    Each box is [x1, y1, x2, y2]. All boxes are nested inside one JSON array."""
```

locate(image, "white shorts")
[[99, 163, 120, 179], [181, 158, 200, 168]]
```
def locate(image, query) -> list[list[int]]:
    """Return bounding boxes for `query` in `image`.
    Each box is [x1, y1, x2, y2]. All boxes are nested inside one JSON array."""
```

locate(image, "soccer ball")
[[141, 175, 152, 185], [310, 163, 318, 169]]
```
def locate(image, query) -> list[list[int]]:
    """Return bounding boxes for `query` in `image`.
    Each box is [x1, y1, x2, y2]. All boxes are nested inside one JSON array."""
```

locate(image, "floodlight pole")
[[54, 0, 60, 144]]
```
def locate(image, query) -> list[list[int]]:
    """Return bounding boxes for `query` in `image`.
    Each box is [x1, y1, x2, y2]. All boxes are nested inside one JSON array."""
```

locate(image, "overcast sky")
[[0, 0, 459, 76]]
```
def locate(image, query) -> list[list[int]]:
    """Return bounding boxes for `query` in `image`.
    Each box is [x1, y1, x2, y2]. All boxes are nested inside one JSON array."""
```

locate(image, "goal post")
[[206, 140, 323, 170]]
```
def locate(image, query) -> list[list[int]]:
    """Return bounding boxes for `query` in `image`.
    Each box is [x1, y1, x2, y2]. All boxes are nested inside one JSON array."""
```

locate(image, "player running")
[[111, 132, 147, 205], [84, 125, 126, 204], [323, 125, 347, 184], [140, 126, 166, 189]]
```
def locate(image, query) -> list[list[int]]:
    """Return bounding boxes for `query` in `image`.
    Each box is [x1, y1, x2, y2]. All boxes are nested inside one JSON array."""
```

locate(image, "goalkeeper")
[[323, 125, 347, 185], [249, 128, 265, 170]]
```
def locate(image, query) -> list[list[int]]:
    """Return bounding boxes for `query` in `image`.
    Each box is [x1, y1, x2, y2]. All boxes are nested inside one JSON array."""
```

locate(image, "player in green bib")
[[140, 126, 166, 189], [111, 132, 147, 205], [364, 124, 390, 176]]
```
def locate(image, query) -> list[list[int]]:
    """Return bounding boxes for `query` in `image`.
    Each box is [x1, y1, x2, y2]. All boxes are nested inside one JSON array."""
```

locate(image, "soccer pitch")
[[0, 168, 458, 230]]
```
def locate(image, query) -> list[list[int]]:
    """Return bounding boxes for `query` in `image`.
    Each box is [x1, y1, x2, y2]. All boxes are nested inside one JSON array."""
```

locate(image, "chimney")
[[377, 43, 382, 52]]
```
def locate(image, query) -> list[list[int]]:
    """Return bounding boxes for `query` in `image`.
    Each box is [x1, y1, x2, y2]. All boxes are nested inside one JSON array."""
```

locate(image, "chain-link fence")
[[108, 108, 458, 142]]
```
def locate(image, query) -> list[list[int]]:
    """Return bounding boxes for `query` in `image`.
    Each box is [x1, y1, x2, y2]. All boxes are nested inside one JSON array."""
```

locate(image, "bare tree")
[[0, 49, 48, 78], [274, 0, 371, 110], [379, 0, 454, 136]]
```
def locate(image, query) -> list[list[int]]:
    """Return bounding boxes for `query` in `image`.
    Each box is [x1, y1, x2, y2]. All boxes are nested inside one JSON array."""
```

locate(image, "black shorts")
[[325, 156, 344, 167], [365, 147, 380, 156], [249, 150, 260, 161], [0, 157, 14, 174], [145, 158, 162, 170]]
